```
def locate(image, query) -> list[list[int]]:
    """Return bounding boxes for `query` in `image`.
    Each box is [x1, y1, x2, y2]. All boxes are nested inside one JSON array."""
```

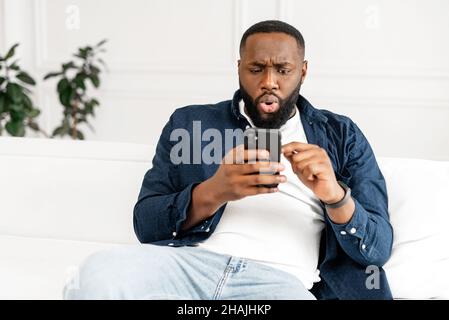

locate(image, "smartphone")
[[243, 128, 282, 188]]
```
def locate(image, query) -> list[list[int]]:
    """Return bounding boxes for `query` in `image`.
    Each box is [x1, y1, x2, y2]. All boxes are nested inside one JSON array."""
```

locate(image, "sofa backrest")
[[0, 137, 154, 244], [378, 156, 449, 298]]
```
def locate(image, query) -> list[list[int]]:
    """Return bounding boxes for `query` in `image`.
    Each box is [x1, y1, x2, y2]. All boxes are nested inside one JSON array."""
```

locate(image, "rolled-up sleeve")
[[327, 121, 393, 267]]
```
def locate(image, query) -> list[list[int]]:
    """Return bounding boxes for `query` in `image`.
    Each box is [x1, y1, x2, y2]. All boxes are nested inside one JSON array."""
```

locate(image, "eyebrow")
[[248, 61, 293, 68]]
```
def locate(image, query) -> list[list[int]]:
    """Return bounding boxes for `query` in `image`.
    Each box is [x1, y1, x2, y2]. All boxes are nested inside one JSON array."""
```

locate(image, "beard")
[[239, 80, 302, 129]]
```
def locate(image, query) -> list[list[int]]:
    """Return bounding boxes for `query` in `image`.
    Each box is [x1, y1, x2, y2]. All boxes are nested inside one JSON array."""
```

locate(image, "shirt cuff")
[[326, 198, 368, 241]]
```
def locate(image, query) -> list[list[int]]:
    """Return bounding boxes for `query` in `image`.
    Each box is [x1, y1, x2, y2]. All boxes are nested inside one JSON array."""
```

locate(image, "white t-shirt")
[[198, 101, 325, 289]]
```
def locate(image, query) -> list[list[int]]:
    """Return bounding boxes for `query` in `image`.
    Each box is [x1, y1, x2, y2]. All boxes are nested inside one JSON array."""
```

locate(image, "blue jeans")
[[63, 244, 316, 300]]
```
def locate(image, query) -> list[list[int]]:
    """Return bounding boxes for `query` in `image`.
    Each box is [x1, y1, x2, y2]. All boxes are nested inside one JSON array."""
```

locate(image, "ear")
[[300, 60, 308, 85]]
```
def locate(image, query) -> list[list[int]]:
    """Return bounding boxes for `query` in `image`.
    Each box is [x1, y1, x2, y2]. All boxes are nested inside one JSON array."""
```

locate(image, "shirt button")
[[205, 228, 210, 232], [168, 243, 174, 246], [350, 227, 357, 234], [362, 244, 366, 250], [340, 231, 347, 235], [172, 232, 177, 237]]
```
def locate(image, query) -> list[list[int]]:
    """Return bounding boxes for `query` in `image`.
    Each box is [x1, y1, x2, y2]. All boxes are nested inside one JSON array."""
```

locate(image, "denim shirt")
[[133, 90, 394, 300]]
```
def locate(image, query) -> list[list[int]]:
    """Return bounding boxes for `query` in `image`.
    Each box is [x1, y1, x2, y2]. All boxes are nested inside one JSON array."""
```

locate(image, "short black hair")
[[239, 20, 305, 57]]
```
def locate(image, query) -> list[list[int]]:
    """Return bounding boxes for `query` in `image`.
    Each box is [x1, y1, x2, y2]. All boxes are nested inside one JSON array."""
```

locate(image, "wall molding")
[[32, 0, 449, 79], [33, 0, 240, 75], [279, 0, 449, 80], [308, 64, 449, 80], [309, 95, 449, 110], [39, 81, 449, 110], [0, 0, 5, 52]]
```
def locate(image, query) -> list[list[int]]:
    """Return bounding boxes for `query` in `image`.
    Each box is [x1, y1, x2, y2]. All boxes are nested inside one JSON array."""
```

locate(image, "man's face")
[[238, 32, 307, 129]]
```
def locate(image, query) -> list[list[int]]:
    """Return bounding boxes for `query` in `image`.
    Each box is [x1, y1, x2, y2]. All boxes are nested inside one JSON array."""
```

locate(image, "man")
[[65, 20, 393, 300]]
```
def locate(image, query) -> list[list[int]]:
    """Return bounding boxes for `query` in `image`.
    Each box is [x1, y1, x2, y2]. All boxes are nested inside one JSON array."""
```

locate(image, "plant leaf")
[[74, 74, 86, 90], [97, 58, 108, 71], [6, 83, 23, 103], [89, 74, 100, 88], [84, 102, 93, 116], [75, 48, 88, 60], [17, 83, 32, 95], [52, 126, 67, 137], [8, 59, 21, 71], [5, 120, 25, 137], [90, 65, 100, 75], [75, 130, 85, 140], [0, 95, 5, 113], [10, 108, 27, 122], [16, 72, 36, 85], [4, 43, 19, 60], [9, 104, 23, 112], [28, 108, 40, 118], [22, 94, 33, 110], [59, 87, 75, 107], [28, 121, 40, 131], [91, 98, 99, 106], [62, 61, 77, 71], [57, 78, 70, 93], [95, 39, 108, 48], [43, 72, 63, 80]]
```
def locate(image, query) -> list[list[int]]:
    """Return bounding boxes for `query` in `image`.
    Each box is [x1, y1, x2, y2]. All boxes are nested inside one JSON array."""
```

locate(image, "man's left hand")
[[282, 142, 344, 204]]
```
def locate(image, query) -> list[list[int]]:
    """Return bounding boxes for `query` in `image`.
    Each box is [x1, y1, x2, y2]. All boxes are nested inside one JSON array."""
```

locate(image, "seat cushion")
[[0, 235, 126, 300]]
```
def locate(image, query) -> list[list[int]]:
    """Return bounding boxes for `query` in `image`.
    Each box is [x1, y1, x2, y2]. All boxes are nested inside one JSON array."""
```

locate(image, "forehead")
[[241, 32, 302, 62]]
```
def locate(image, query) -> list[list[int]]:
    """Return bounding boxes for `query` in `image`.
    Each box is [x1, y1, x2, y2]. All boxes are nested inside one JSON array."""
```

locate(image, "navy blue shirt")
[[133, 90, 394, 300]]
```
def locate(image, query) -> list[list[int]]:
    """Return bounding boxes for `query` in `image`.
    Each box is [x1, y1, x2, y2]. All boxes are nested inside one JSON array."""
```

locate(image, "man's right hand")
[[209, 145, 286, 204], [181, 146, 286, 231]]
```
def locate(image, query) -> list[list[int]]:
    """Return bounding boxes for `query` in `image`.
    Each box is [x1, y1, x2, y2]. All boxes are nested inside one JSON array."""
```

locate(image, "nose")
[[261, 68, 279, 92]]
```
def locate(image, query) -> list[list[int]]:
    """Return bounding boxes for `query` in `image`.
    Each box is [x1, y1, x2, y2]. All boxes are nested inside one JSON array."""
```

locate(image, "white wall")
[[1, 0, 448, 160]]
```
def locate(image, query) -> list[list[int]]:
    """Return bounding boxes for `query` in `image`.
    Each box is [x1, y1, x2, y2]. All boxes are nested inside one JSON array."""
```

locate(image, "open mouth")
[[257, 95, 280, 113]]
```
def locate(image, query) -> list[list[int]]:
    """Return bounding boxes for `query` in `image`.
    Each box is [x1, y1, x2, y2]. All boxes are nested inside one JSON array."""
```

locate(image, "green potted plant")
[[44, 39, 107, 140], [0, 43, 45, 137]]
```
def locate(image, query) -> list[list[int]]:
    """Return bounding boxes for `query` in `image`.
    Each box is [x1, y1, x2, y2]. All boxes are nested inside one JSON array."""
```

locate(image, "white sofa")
[[1, 137, 448, 300]]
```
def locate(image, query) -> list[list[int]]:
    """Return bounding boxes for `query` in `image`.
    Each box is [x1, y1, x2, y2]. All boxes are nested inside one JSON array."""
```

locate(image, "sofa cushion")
[[0, 235, 121, 299]]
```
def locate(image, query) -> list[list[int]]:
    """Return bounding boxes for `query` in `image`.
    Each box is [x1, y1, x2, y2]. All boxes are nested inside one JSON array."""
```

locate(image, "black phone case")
[[243, 128, 282, 188]]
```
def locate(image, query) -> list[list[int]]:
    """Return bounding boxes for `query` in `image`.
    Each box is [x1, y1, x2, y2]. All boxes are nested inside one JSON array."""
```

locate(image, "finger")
[[245, 186, 279, 196], [293, 156, 324, 174], [244, 149, 270, 164], [224, 146, 269, 164], [282, 142, 319, 157], [299, 162, 329, 181], [290, 149, 321, 163], [245, 173, 287, 187], [239, 162, 285, 175]]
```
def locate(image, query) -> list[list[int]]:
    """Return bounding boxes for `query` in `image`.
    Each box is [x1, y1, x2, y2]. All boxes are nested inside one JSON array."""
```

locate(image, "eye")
[[278, 68, 291, 75], [249, 68, 262, 74]]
